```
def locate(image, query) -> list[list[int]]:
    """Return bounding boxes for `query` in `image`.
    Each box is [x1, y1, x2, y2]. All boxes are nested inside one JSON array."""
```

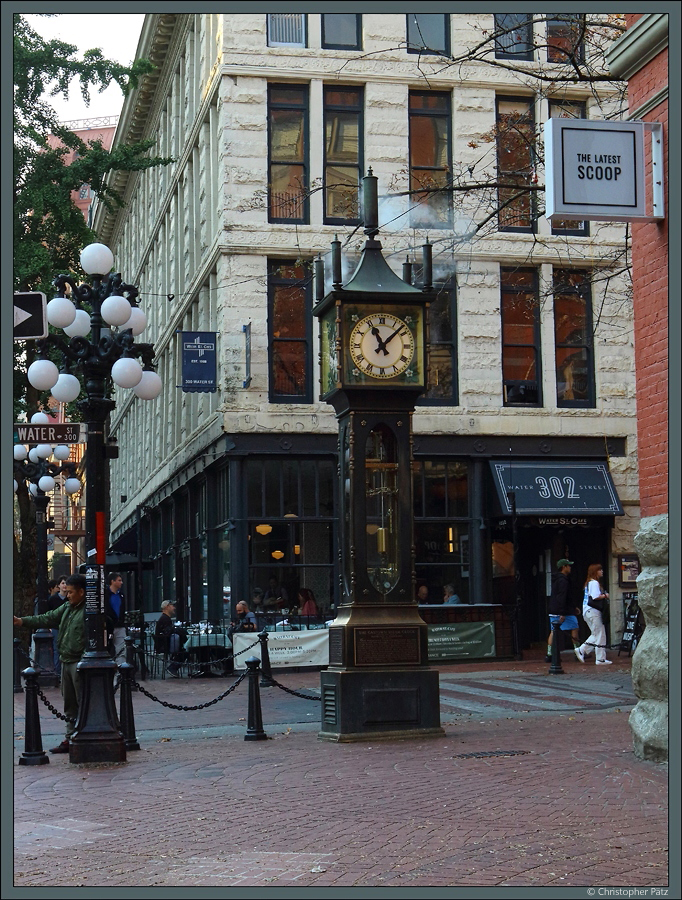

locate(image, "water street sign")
[[13, 292, 47, 340], [14, 423, 88, 445], [544, 119, 657, 222]]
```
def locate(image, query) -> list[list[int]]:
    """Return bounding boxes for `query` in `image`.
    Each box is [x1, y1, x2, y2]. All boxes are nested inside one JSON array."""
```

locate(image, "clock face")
[[349, 313, 415, 379]]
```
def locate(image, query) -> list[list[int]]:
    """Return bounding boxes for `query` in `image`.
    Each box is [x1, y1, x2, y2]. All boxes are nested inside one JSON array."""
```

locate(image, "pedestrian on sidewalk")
[[576, 563, 612, 665], [545, 559, 583, 663], [155, 600, 188, 677], [105, 572, 126, 661], [13, 573, 89, 753]]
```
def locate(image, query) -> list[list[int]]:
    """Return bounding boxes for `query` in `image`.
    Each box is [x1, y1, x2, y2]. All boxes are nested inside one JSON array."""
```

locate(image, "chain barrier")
[[146, 636, 261, 677], [35, 686, 75, 723], [269, 677, 321, 702], [131, 670, 249, 711]]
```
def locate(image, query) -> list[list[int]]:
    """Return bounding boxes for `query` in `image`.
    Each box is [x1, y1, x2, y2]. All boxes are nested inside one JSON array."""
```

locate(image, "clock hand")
[[382, 324, 407, 348], [371, 326, 389, 356]]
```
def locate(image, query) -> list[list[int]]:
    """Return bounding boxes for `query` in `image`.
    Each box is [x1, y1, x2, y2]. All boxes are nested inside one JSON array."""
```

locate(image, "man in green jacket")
[[14, 573, 87, 753]]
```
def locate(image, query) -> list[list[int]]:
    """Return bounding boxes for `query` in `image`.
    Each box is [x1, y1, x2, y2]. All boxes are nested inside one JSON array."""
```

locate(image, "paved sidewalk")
[[12, 651, 670, 893]]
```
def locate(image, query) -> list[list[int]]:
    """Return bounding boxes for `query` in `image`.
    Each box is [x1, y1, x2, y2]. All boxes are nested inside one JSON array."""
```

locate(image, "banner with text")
[[233, 629, 330, 669], [427, 622, 496, 660], [181, 331, 217, 393]]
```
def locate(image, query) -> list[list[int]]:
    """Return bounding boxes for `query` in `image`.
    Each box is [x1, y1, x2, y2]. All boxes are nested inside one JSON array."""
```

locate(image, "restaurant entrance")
[[515, 520, 611, 648]]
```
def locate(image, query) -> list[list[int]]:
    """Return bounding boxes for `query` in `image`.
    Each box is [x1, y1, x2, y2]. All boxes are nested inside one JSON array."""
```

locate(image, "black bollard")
[[14, 639, 25, 694], [258, 630, 274, 687], [19, 667, 50, 766], [117, 661, 141, 751], [124, 635, 137, 672], [549, 619, 565, 675], [33, 630, 59, 688], [244, 657, 268, 742]]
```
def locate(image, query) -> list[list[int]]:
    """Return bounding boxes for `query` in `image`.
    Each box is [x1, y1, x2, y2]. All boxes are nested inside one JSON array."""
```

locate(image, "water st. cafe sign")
[[544, 118, 664, 223]]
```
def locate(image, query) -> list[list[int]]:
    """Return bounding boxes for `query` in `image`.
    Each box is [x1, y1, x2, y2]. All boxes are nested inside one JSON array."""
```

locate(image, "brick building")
[[92, 13, 639, 658], [607, 12, 669, 761]]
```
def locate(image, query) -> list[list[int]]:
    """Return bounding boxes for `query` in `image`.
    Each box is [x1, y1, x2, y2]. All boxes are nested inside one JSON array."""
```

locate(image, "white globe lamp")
[[80, 243, 114, 276], [133, 370, 163, 400], [30, 412, 51, 424], [64, 308, 91, 337], [121, 306, 147, 336], [51, 373, 81, 403], [28, 448, 41, 463], [35, 443, 53, 459], [14, 479, 18, 493], [38, 475, 56, 493], [46, 296, 77, 329], [53, 444, 71, 461], [27, 359, 60, 391], [111, 357, 143, 388], [101, 294, 133, 326], [29, 482, 39, 497], [64, 477, 82, 495], [14, 444, 28, 461]]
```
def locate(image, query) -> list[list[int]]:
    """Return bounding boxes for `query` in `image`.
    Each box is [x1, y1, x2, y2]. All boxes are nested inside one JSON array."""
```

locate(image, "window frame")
[[267, 13, 307, 48], [321, 14, 362, 51], [406, 14, 450, 56], [267, 259, 314, 404], [553, 268, 595, 408], [500, 267, 543, 408], [496, 95, 536, 234], [546, 14, 585, 63], [494, 14, 534, 61], [418, 278, 458, 407], [547, 100, 590, 237], [323, 85, 364, 226], [267, 84, 309, 225], [408, 90, 453, 229]]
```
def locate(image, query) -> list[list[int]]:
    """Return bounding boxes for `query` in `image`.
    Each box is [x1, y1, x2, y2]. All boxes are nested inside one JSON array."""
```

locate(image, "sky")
[[23, 13, 145, 122]]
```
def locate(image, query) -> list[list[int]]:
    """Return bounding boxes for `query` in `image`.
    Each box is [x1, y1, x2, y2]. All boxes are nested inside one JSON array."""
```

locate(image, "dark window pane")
[[322, 14, 360, 49], [264, 464, 281, 518], [424, 460, 447, 517], [301, 460, 317, 516], [556, 347, 590, 402], [412, 461, 424, 517], [272, 285, 307, 338], [446, 462, 468, 518], [554, 294, 589, 344], [410, 116, 449, 167], [247, 461, 263, 519], [497, 98, 534, 230], [282, 459, 299, 517], [547, 14, 584, 62], [409, 93, 449, 112], [271, 341, 308, 397], [326, 113, 359, 162], [268, 14, 306, 47], [426, 344, 454, 402], [494, 14, 532, 57], [270, 87, 307, 106], [501, 268, 540, 405], [318, 461, 334, 516], [269, 165, 306, 220], [503, 346, 537, 382], [270, 110, 305, 162], [407, 14, 448, 54]]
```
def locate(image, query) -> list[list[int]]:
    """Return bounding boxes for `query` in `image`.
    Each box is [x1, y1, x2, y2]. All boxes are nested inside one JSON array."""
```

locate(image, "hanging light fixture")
[[255, 524, 273, 535]]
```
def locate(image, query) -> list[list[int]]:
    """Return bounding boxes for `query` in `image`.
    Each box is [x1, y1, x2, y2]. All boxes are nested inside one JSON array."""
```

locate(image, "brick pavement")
[[12, 651, 670, 892]]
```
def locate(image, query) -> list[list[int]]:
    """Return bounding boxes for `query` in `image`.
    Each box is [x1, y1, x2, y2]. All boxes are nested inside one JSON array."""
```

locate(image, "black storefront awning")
[[489, 460, 624, 516]]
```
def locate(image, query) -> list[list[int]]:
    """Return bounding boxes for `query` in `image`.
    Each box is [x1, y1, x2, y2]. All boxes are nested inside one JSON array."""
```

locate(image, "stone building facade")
[[93, 13, 639, 654]]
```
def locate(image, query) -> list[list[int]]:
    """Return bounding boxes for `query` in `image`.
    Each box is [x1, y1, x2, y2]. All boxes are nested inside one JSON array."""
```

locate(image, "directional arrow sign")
[[13, 292, 47, 340]]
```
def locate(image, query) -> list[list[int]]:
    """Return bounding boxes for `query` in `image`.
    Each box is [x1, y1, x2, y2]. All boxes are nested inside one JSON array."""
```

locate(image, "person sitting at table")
[[298, 588, 318, 618], [155, 600, 188, 677], [443, 583, 463, 605], [250, 587, 265, 616], [263, 576, 288, 610], [228, 601, 257, 640]]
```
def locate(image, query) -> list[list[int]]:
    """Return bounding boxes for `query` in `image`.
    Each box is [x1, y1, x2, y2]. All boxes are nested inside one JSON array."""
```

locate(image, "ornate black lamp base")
[[69, 655, 126, 764], [318, 667, 444, 743]]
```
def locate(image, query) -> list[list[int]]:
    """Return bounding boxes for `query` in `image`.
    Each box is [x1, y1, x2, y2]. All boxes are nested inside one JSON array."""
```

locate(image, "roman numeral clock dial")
[[349, 313, 415, 379]]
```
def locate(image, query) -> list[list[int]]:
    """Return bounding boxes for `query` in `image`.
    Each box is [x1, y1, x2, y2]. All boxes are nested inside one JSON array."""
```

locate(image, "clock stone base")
[[318, 667, 444, 743]]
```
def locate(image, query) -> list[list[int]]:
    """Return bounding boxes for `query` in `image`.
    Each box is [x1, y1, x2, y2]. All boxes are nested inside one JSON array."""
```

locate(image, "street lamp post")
[[26, 243, 162, 764]]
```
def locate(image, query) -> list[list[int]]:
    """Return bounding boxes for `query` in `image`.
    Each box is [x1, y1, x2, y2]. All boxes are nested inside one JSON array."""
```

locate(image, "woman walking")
[[576, 563, 612, 665]]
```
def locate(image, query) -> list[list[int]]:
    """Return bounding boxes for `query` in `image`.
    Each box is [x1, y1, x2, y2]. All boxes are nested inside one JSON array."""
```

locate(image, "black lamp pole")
[[507, 490, 523, 661], [31, 261, 157, 764]]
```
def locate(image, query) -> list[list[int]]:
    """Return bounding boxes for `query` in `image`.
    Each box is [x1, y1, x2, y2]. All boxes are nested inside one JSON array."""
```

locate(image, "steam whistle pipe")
[[362, 168, 379, 238], [402, 257, 413, 285], [331, 236, 342, 288], [315, 257, 325, 302], [422, 240, 432, 291]]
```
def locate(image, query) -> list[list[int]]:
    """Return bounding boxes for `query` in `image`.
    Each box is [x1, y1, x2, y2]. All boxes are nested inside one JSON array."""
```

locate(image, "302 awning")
[[489, 460, 624, 516]]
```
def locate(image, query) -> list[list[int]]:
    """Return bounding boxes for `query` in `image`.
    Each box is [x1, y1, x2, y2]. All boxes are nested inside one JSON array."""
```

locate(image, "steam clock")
[[314, 170, 444, 741]]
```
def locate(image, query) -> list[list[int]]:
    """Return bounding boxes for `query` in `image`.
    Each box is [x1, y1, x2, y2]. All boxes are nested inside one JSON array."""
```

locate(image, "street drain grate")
[[451, 750, 531, 759]]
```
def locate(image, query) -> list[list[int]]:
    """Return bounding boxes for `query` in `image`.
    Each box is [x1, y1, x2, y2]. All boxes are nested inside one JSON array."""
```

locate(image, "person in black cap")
[[545, 559, 583, 663]]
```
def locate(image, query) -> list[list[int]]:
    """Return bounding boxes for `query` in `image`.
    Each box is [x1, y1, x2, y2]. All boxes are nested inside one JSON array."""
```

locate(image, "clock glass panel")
[[344, 305, 423, 386]]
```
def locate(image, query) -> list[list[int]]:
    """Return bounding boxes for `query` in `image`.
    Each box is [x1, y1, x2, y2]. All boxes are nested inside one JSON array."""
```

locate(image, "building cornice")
[[606, 14, 668, 81]]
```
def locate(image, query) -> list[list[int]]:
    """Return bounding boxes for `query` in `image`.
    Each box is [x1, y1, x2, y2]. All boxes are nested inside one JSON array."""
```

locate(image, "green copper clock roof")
[[343, 239, 422, 294]]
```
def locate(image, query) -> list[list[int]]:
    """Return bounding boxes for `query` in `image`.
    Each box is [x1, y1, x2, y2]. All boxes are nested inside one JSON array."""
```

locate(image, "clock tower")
[[314, 170, 444, 742]]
